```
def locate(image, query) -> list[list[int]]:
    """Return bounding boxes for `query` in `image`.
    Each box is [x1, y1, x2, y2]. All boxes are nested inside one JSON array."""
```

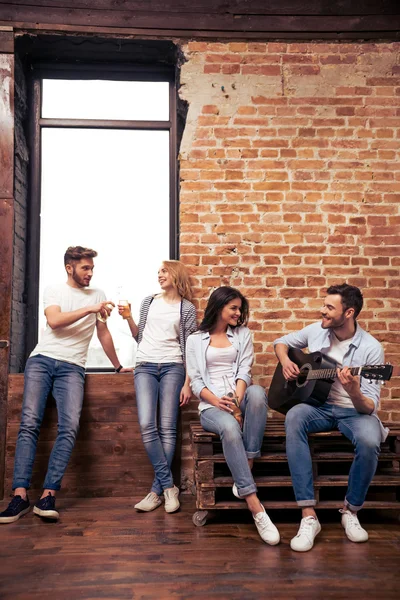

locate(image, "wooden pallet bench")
[[190, 420, 400, 526]]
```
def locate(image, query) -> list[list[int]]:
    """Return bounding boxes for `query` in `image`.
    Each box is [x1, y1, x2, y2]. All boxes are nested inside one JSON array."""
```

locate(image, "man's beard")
[[72, 268, 90, 288], [321, 314, 346, 330]]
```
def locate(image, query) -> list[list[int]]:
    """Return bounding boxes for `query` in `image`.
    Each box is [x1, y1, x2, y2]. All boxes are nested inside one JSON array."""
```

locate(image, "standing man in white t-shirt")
[[273, 284, 385, 552], [0, 246, 130, 524]]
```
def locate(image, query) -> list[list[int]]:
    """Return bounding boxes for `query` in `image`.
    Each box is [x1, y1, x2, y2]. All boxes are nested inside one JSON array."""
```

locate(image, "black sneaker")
[[0, 495, 30, 524], [33, 493, 59, 520]]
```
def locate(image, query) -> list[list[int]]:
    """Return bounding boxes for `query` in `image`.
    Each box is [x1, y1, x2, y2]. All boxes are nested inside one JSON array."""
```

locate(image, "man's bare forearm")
[[46, 306, 94, 329], [275, 343, 289, 363], [97, 325, 120, 369]]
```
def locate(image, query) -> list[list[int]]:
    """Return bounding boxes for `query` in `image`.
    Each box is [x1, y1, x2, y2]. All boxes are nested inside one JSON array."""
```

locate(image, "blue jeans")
[[13, 354, 85, 491], [134, 362, 185, 495], [200, 385, 268, 498], [285, 402, 382, 512]]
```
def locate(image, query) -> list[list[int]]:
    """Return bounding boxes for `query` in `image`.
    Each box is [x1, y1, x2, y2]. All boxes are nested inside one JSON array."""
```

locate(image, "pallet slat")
[[202, 474, 400, 488], [197, 500, 400, 510], [193, 451, 400, 462], [190, 421, 400, 514]]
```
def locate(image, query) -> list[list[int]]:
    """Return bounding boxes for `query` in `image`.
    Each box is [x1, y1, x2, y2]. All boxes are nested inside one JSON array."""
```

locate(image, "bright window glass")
[[39, 126, 170, 368], [42, 79, 170, 121]]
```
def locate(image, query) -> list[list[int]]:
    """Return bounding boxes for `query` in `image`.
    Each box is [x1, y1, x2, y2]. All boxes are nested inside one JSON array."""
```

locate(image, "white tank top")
[[205, 344, 238, 399]]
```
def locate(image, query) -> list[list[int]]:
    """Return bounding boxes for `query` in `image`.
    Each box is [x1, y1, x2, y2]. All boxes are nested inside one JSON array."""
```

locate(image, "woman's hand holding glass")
[[217, 395, 243, 428], [222, 375, 243, 427], [118, 300, 132, 320], [217, 395, 237, 414], [228, 397, 243, 428]]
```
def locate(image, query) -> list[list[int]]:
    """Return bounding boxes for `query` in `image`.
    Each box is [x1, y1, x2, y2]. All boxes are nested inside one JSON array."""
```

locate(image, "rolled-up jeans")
[[200, 385, 268, 498], [134, 362, 185, 495], [12, 354, 85, 491], [285, 402, 382, 512]]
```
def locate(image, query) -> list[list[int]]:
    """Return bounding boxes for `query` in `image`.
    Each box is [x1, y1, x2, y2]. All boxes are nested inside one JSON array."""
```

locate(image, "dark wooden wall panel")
[[5, 374, 168, 498], [0, 52, 13, 196], [5, 9, 400, 32], [3, 0, 400, 16], [0, 30, 13, 53], [0, 50, 14, 504], [0, 1, 399, 38]]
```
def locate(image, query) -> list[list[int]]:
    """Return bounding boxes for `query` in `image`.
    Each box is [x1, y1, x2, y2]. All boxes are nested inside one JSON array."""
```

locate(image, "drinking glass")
[[223, 375, 243, 427], [118, 299, 131, 319]]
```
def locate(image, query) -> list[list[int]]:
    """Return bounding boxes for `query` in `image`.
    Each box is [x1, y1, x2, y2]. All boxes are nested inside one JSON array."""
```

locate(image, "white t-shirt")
[[30, 282, 106, 368], [135, 296, 183, 365], [325, 334, 353, 408], [199, 344, 238, 412]]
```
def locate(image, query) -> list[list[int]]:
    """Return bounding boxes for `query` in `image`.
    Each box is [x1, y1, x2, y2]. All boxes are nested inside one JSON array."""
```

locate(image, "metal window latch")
[[0, 340, 10, 349]]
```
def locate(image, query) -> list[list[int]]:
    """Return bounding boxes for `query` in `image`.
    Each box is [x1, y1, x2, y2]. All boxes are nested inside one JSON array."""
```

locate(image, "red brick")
[[251, 96, 287, 105], [204, 64, 221, 74], [178, 40, 399, 426], [242, 54, 280, 65], [222, 64, 240, 75], [283, 54, 315, 64], [237, 106, 257, 115], [228, 42, 248, 52], [187, 41, 208, 52], [320, 55, 357, 64], [201, 105, 219, 115], [267, 43, 286, 53]]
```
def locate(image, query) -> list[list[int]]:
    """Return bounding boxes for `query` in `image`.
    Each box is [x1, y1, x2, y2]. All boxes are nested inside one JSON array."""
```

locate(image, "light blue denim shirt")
[[186, 325, 253, 411], [274, 321, 388, 439]]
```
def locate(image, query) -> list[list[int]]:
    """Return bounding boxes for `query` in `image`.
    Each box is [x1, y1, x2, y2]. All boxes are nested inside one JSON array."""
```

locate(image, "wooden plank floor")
[[0, 496, 399, 599]]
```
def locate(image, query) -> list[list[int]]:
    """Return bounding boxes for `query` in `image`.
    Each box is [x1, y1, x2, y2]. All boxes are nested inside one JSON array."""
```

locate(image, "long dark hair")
[[199, 286, 249, 333]]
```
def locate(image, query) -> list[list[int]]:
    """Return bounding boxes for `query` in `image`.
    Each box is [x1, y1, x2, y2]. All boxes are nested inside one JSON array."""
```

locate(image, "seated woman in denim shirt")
[[186, 286, 280, 545]]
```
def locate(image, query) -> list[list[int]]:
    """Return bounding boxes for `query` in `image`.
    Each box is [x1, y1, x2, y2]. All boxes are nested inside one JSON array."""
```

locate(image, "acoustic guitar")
[[268, 348, 394, 415]]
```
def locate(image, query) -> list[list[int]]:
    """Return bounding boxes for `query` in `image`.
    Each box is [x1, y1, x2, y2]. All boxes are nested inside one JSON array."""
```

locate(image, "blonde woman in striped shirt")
[[119, 261, 196, 513]]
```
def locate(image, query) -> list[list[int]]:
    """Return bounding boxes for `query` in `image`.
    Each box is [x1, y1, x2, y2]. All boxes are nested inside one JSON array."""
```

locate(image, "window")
[[27, 67, 177, 369]]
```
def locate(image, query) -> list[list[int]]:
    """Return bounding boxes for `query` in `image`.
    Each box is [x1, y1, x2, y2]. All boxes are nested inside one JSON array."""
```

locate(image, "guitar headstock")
[[361, 364, 393, 382]]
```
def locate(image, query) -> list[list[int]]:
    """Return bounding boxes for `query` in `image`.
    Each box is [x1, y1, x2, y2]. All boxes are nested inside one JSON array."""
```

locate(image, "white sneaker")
[[340, 509, 368, 542], [134, 492, 162, 512], [253, 507, 280, 545], [290, 516, 321, 552], [164, 485, 180, 513]]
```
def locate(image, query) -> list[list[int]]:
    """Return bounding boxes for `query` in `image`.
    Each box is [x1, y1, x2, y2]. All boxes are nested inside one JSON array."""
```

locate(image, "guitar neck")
[[307, 366, 361, 381]]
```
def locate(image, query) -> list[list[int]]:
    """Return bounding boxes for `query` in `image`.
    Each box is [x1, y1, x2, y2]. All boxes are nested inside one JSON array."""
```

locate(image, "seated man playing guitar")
[[273, 283, 387, 552]]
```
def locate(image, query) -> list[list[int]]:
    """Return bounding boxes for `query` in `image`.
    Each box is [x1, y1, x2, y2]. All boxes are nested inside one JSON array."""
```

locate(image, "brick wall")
[[10, 55, 29, 373], [178, 40, 400, 490]]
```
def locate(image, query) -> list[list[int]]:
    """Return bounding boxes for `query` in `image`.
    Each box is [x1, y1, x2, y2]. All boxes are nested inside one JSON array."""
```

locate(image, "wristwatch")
[[115, 365, 123, 373]]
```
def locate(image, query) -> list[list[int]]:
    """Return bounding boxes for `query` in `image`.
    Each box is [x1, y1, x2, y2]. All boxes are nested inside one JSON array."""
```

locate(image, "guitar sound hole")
[[297, 368, 309, 387]]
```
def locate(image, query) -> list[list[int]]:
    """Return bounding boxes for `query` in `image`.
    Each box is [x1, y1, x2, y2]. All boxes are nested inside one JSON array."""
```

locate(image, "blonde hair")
[[162, 260, 194, 302]]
